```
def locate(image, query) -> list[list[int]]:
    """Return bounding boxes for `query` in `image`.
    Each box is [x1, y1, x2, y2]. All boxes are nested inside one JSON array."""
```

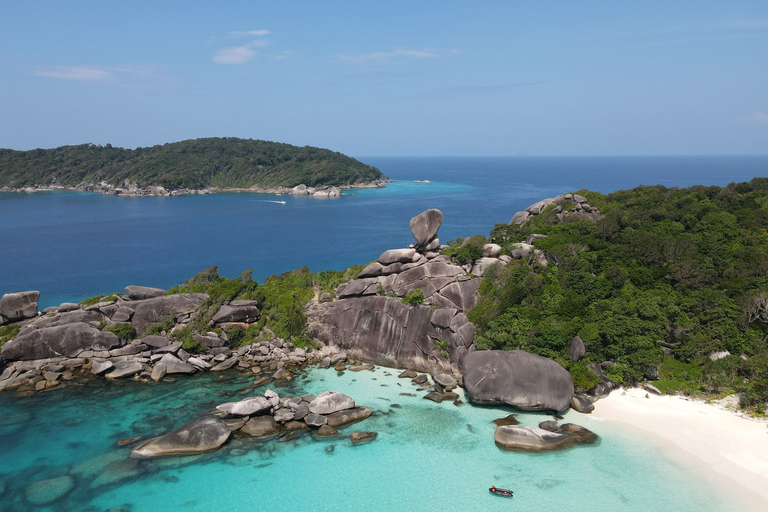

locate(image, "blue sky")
[[1, 1, 767, 156]]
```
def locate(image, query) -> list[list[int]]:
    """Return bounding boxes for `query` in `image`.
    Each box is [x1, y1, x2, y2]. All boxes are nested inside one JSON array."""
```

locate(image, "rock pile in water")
[[510, 193, 602, 225], [131, 389, 373, 458]]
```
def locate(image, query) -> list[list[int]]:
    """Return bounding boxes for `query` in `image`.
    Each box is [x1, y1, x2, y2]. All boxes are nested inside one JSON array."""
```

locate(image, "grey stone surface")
[[91, 359, 115, 375], [0, 291, 39, 325], [461, 350, 574, 412], [304, 413, 328, 427], [571, 394, 595, 413], [325, 406, 372, 428], [211, 304, 261, 324], [105, 361, 144, 379], [159, 353, 196, 374], [569, 336, 586, 362], [378, 248, 417, 265], [1, 322, 120, 361], [124, 285, 167, 300], [409, 209, 443, 247], [309, 391, 356, 415], [216, 396, 271, 416], [240, 416, 280, 438], [130, 293, 208, 336], [131, 416, 231, 458]]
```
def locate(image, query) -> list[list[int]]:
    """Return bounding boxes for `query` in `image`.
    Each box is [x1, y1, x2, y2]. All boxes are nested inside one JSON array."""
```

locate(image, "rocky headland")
[[0, 200, 610, 455]]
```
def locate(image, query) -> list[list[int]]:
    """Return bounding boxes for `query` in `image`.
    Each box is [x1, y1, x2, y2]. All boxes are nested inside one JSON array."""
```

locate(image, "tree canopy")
[[0, 138, 385, 190]]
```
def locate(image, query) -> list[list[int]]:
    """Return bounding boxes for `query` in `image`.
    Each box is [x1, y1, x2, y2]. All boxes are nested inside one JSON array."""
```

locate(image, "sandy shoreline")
[[590, 387, 768, 511]]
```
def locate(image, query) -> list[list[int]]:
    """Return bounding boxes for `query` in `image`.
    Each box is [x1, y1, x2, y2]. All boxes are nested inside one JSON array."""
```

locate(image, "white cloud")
[[35, 66, 113, 81], [213, 45, 257, 65], [229, 29, 270, 38], [338, 48, 462, 63], [737, 112, 768, 125]]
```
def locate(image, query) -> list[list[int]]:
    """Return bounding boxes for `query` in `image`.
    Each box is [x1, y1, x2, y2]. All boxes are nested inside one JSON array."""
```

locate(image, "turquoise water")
[[0, 366, 728, 512]]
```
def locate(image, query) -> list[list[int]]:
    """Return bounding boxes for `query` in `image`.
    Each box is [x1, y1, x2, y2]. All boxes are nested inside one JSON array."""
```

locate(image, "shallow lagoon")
[[0, 366, 729, 512]]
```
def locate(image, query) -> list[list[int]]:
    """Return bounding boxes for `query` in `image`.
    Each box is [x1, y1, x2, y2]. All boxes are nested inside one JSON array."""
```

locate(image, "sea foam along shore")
[[591, 387, 768, 512]]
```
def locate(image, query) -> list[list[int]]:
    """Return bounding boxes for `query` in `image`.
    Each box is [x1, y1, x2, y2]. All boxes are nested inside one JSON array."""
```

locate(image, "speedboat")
[[489, 486, 514, 498]]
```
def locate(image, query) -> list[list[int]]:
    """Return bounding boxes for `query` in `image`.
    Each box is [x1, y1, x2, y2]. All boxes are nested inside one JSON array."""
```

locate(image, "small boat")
[[489, 486, 514, 498]]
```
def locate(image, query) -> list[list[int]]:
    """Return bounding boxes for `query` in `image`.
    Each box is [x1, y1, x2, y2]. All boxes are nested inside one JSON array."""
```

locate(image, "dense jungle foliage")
[[0, 138, 384, 189], [468, 179, 768, 411]]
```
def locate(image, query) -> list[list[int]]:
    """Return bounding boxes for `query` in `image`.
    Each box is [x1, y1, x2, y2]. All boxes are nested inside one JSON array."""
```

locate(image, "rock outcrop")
[[131, 416, 232, 458], [494, 423, 597, 451], [308, 209, 485, 373], [124, 285, 166, 300], [1, 322, 120, 361], [130, 293, 208, 336], [461, 350, 574, 412], [0, 291, 39, 325], [510, 193, 602, 226]]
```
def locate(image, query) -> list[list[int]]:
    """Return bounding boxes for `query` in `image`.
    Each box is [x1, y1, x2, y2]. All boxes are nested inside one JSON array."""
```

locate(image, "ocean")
[[1, 155, 767, 511]]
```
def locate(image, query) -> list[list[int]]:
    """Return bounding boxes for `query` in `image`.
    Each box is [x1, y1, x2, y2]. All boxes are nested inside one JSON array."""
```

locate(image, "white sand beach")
[[591, 388, 768, 511]]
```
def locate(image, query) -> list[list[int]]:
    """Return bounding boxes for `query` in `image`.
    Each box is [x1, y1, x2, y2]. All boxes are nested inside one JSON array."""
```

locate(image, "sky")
[[1, 1, 767, 156]]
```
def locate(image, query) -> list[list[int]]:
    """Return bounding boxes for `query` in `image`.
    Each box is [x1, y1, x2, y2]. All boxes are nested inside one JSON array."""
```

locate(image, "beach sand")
[[591, 387, 768, 511]]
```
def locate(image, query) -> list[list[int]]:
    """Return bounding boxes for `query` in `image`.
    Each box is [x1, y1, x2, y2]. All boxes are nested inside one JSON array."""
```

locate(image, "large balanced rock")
[[1, 322, 120, 361], [124, 285, 166, 300], [0, 291, 40, 325], [309, 391, 355, 415], [461, 350, 574, 412], [131, 416, 231, 458], [410, 209, 443, 248], [130, 293, 208, 336]]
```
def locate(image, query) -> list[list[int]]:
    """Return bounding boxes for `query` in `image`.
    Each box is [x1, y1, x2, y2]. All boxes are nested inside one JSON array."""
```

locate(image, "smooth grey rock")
[[105, 361, 144, 379], [240, 416, 280, 438], [141, 335, 170, 348], [539, 420, 559, 432], [569, 336, 586, 362], [494, 425, 574, 451], [510, 211, 530, 225], [273, 408, 295, 423], [153, 341, 182, 354], [159, 353, 195, 374], [58, 302, 80, 313], [304, 413, 328, 427], [210, 356, 238, 372], [432, 373, 458, 391], [111, 306, 134, 323], [571, 394, 595, 413], [350, 431, 378, 444], [212, 305, 261, 324], [24, 475, 74, 505], [187, 356, 211, 370], [130, 293, 208, 336], [131, 416, 231, 458], [1, 322, 120, 361], [151, 363, 167, 381], [0, 291, 39, 325], [319, 292, 332, 303], [124, 285, 166, 300], [358, 262, 384, 278], [378, 248, 417, 265], [410, 209, 443, 247], [216, 396, 271, 416], [482, 244, 502, 258], [573, 194, 587, 203], [461, 350, 574, 412], [91, 359, 115, 375], [325, 406, 373, 428], [643, 384, 662, 396], [309, 391, 356, 415]]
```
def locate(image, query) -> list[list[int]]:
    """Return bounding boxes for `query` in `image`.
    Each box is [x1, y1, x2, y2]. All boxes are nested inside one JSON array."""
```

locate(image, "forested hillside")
[[0, 138, 384, 190], [468, 179, 768, 410]]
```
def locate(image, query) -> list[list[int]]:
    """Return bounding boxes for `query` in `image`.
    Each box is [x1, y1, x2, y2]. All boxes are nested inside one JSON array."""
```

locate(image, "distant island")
[[0, 137, 388, 196]]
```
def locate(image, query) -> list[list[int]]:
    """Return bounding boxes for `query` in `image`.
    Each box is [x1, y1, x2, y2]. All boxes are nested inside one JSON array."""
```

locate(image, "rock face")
[[0, 291, 39, 325], [216, 396, 271, 416], [211, 303, 261, 324], [509, 194, 602, 226], [1, 322, 120, 361], [131, 416, 231, 458], [461, 350, 574, 412], [410, 209, 443, 248], [124, 285, 167, 300], [130, 293, 208, 336]]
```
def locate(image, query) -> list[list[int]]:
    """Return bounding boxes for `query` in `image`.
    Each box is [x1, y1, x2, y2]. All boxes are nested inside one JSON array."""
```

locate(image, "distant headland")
[[0, 137, 389, 196]]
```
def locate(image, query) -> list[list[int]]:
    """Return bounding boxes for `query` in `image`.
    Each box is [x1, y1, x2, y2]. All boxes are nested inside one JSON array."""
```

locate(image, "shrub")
[[147, 315, 176, 336], [569, 362, 601, 392], [0, 325, 20, 348], [402, 289, 426, 307], [103, 323, 137, 341]]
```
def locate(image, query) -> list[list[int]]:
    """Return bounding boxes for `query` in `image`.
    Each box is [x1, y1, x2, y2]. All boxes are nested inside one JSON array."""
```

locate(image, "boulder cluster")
[[0, 285, 328, 393], [308, 209, 481, 375], [131, 390, 374, 459], [510, 193, 602, 225], [288, 184, 342, 197]]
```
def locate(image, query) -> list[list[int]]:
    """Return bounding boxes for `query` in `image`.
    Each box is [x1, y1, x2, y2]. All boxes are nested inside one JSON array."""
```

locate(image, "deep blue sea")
[[1, 156, 767, 307], [1, 156, 767, 511]]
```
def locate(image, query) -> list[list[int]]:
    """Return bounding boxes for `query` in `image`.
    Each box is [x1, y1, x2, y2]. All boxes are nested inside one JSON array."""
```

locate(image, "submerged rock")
[[494, 423, 597, 451], [131, 416, 231, 458], [350, 431, 378, 444], [24, 475, 75, 505], [325, 406, 372, 428]]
